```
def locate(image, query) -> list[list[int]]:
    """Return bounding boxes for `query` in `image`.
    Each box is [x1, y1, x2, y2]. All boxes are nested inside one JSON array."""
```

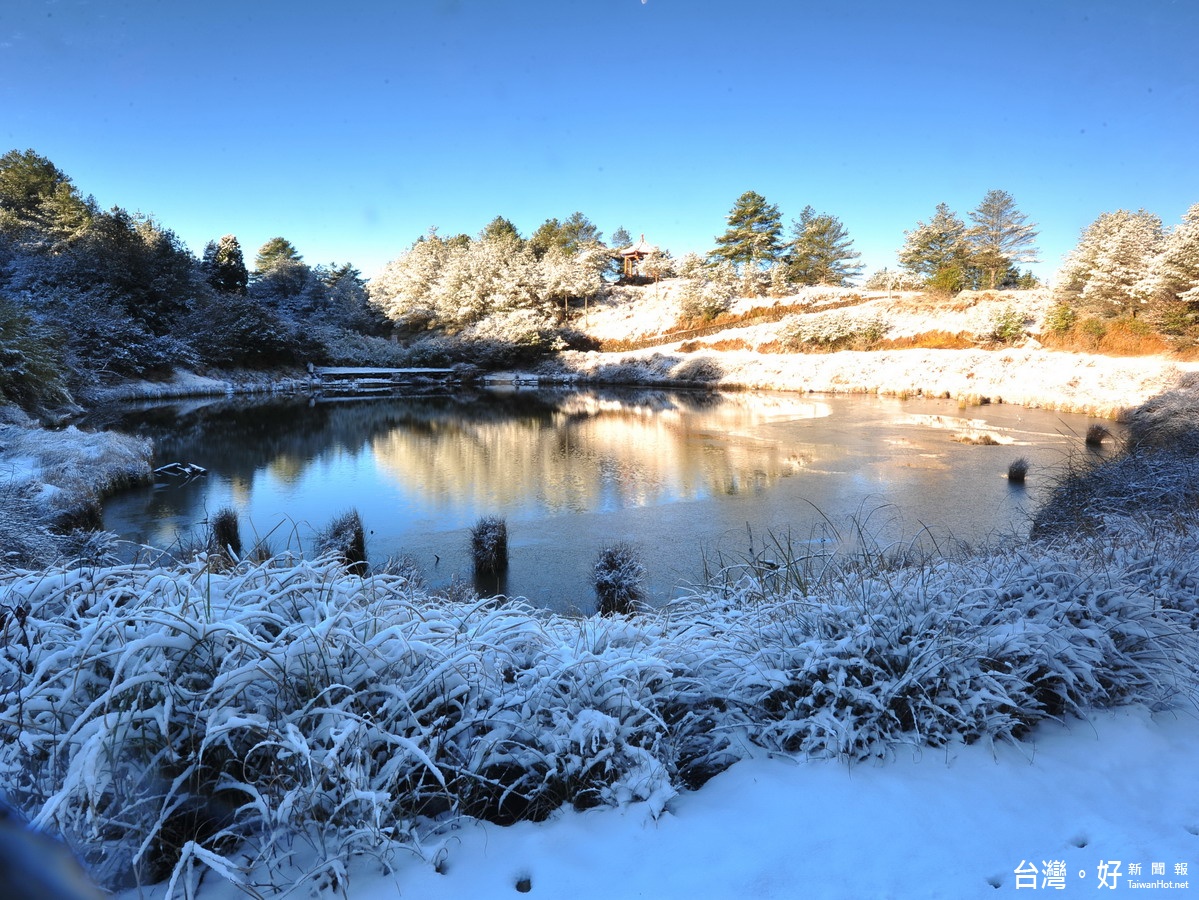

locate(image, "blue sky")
[[2, 0, 1197, 281]]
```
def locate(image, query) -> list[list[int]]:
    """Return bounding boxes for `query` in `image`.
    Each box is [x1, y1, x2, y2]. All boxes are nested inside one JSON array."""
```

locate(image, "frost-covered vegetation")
[[0, 415, 152, 567], [0, 150, 393, 413], [6, 368, 1199, 895], [779, 311, 891, 350], [0, 510, 1196, 894]]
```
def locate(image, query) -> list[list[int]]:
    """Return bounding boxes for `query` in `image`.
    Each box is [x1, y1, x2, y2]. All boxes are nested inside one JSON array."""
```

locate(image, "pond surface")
[[92, 388, 1114, 612]]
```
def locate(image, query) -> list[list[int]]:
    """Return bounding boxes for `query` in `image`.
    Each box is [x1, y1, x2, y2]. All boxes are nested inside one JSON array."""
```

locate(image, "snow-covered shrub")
[[684, 524, 1199, 758], [780, 312, 890, 350], [593, 542, 646, 616], [1042, 300, 1077, 334], [670, 355, 724, 383], [1124, 371, 1199, 453], [1032, 376, 1199, 537], [864, 268, 926, 291], [982, 304, 1027, 343]]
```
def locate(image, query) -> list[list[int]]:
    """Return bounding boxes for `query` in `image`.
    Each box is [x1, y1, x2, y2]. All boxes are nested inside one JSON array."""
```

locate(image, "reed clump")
[[471, 515, 509, 576]]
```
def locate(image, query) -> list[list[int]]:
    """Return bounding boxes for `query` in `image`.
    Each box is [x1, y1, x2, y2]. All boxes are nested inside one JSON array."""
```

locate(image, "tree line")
[[4, 146, 1198, 415], [0, 149, 392, 411]]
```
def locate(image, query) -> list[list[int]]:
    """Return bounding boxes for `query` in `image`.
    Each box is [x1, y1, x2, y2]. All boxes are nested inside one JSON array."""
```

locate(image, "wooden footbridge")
[[309, 366, 457, 394]]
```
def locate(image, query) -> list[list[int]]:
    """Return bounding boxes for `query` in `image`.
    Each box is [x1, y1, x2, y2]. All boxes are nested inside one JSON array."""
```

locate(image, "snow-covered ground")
[[581, 284, 1055, 344], [561, 284, 1199, 417], [162, 707, 1196, 900]]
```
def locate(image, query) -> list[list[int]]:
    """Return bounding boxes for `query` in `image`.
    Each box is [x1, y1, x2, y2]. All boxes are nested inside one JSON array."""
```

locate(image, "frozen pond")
[[93, 388, 1115, 612]]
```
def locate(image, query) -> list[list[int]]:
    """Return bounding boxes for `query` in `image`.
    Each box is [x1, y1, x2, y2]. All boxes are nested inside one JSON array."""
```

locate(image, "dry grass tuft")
[[1008, 457, 1030, 483], [878, 330, 976, 350]]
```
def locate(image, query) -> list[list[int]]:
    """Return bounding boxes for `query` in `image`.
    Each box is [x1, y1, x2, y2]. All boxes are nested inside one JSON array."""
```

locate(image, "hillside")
[[542, 282, 1199, 417]]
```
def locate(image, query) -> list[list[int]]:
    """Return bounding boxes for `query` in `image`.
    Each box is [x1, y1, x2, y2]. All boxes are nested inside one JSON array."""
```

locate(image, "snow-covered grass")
[[1, 509, 1196, 895], [1031, 373, 1199, 540], [0, 422, 152, 567]]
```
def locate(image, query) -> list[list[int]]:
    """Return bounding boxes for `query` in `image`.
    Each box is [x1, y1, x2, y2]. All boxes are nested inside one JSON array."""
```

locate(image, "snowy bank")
[[0, 417, 152, 566], [553, 283, 1199, 417], [79, 368, 310, 406], [547, 345, 1199, 418]]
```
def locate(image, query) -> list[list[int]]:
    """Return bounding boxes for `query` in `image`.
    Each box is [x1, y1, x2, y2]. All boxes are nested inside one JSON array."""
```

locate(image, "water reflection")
[[93, 388, 1111, 611]]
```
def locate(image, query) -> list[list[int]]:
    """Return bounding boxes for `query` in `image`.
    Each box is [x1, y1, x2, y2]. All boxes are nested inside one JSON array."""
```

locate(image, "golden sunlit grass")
[[1038, 318, 1172, 356]]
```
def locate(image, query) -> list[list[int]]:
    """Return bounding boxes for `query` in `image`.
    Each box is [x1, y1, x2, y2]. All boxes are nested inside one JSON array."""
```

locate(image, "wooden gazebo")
[[619, 234, 657, 278]]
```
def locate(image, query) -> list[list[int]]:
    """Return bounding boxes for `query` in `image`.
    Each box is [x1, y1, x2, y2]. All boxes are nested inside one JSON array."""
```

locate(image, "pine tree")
[[1156, 203, 1199, 306], [712, 190, 783, 270], [253, 236, 303, 275], [784, 206, 864, 286], [0, 149, 92, 240], [898, 203, 973, 290], [967, 189, 1039, 289], [201, 234, 248, 294], [1056, 209, 1163, 316], [610, 226, 632, 249], [480, 216, 522, 243], [528, 212, 602, 258], [368, 231, 450, 324]]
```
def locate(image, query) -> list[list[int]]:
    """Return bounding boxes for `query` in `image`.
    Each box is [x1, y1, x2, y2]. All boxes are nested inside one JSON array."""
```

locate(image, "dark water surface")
[[92, 388, 1114, 611]]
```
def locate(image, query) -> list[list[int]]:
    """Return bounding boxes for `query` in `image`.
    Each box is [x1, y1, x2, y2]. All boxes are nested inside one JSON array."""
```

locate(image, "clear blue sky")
[[3, 0, 1197, 282]]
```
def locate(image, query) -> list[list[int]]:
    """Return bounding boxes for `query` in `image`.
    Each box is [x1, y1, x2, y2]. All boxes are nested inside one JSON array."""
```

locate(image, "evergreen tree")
[[784, 206, 864, 286], [1056, 209, 1164, 316], [0, 149, 92, 240], [480, 216, 521, 243], [201, 234, 249, 294], [712, 190, 784, 270], [253, 236, 303, 275], [1156, 203, 1199, 306], [967, 189, 1039, 289], [610, 226, 632, 249], [528, 212, 602, 258], [367, 230, 451, 325], [898, 203, 973, 290]]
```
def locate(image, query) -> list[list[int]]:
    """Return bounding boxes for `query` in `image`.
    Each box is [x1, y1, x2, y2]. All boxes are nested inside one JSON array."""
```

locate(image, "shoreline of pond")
[[61, 342, 1199, 422], [3, 346, 1197, 570]]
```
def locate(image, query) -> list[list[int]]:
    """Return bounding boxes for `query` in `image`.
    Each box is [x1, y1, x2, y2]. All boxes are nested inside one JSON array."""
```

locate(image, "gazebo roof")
[[619, 234, 657, 257]]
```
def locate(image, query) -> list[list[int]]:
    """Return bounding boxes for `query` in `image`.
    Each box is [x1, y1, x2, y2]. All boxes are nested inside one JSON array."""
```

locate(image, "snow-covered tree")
[[370, 233, 443, 323], [539, 243, 606, 311], [678, 259, 737, 319], [767, 262, 795, 297], [864, 268, 927, 292], [1155, 203, 1199, 306], [711, 190, 784, 270], [784, 206, 864, 286], [1057, 209, 1164, 316], [639, 247, 674, 281], [898, 203, 973, 290], [967, 190, 1039, 290], [201, 234, 248, 294]]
